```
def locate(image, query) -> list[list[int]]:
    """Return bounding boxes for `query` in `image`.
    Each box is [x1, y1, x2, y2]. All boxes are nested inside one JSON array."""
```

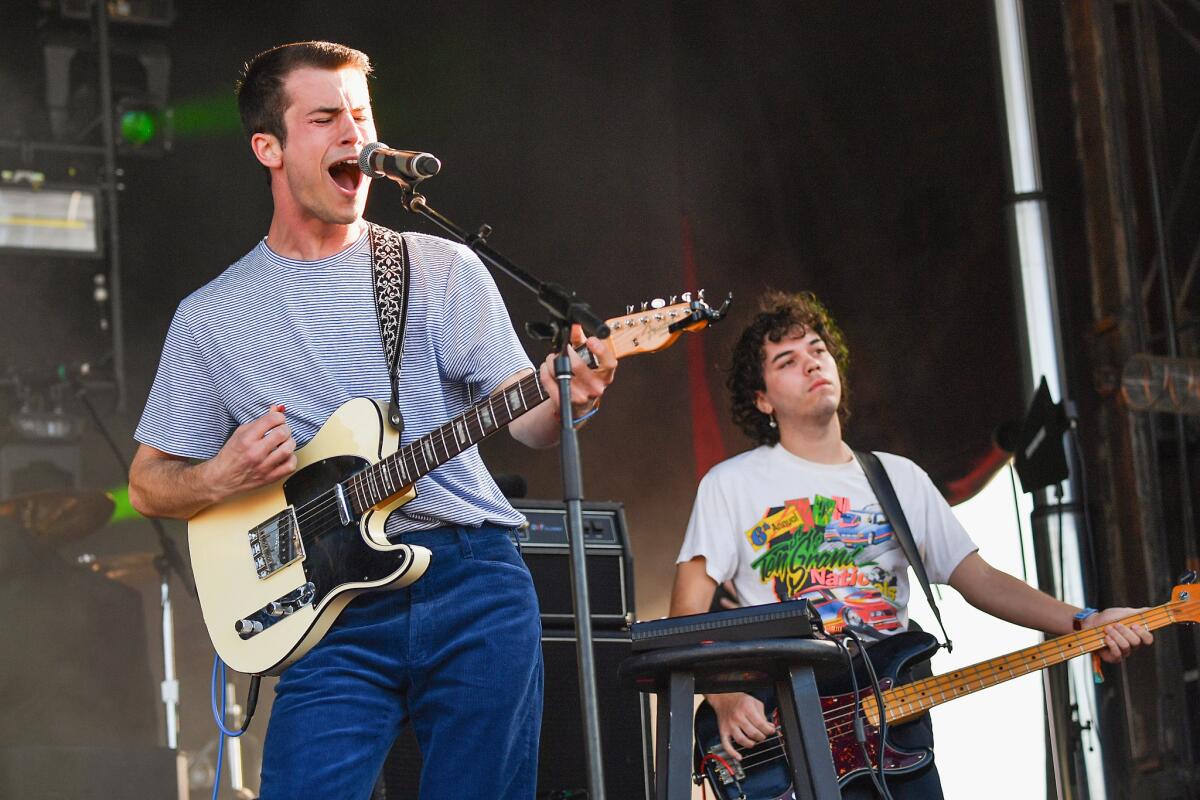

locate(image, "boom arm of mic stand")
[[402, 190, 610, 338]]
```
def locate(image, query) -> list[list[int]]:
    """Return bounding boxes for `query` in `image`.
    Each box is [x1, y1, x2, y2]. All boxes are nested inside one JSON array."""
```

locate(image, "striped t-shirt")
[[134, 227, 533, 534]]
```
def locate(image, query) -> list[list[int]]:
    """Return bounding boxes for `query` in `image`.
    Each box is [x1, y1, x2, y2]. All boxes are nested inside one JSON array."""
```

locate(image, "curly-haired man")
[[669, 290, 1149, 798]]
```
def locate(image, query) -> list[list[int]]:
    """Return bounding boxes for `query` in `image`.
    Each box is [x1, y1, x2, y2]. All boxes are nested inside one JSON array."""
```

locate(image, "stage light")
[[116, 96, 173, 152], [41, 22, 173, 155], [0, 183, 101, 257]]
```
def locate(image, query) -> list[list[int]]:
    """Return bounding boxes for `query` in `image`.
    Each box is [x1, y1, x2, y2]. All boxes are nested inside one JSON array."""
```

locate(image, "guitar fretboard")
[[861, 604, 1178, 727], [340, 370, 549, 513]]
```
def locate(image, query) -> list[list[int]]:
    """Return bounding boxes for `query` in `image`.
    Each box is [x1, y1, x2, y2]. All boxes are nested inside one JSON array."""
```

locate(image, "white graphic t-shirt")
[[677, 445, 978, 637]]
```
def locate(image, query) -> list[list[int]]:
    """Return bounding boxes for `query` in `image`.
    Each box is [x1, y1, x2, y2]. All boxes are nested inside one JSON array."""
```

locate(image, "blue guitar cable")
[[209, 655, 262, 800]]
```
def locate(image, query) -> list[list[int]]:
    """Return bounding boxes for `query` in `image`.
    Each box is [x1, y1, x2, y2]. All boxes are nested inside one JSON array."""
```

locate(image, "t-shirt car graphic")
[[798, 586, 901, 634], [822, 504, 895, 547]]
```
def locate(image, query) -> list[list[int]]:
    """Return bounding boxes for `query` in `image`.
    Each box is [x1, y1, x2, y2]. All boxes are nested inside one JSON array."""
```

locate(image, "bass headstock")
[[1169, 573, 1200, 624], [605, 290, 732, 360]]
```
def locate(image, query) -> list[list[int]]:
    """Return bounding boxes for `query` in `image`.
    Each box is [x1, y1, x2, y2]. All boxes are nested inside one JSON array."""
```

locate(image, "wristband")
[[1073, 607, 1099, 631], [572, 405, 600, 428]]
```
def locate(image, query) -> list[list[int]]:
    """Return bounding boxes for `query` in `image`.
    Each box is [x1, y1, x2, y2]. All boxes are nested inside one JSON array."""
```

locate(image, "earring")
[[768, 414, 777, 429]]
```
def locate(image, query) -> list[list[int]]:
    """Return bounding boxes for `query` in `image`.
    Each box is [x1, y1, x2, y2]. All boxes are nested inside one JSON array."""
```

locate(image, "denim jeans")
[[258, 525, 544, 800]]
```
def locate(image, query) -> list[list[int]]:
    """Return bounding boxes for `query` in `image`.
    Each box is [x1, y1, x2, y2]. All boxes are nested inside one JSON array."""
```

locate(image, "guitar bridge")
[[248, 507, 304, 579], [704, 744, 746, 784]]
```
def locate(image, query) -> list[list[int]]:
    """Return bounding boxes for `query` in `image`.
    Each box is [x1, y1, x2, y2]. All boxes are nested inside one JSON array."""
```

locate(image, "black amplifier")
[[511, 499, 634, 629]]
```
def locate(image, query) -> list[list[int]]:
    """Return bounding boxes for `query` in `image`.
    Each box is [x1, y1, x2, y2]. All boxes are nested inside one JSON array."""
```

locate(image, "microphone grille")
[[358, 142, 387, 178]]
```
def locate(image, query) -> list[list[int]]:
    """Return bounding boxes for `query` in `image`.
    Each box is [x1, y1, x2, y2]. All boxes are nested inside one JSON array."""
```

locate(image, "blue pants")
[[258, 526, 544, 800]]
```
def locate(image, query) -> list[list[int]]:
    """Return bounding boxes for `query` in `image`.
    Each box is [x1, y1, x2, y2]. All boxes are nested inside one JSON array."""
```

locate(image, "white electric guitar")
[[188, 294, 729, 675]]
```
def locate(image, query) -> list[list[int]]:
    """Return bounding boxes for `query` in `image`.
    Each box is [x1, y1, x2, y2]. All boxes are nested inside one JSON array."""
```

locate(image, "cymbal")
[[0, 489, 115, 543]]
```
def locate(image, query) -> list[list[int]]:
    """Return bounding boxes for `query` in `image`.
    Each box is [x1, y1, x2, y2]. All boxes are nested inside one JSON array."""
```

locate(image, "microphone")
[[358, 142, 441, 181]]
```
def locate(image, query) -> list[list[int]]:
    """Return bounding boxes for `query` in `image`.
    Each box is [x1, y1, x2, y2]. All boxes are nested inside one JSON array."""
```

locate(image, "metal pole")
[[224, 682, 252, 798], [992, 1, 1106, 797], [93, 0, 127, 410], [160, 565, 180, 749], [556, 339, 606, 800], [1129, 0, 1199, 572]]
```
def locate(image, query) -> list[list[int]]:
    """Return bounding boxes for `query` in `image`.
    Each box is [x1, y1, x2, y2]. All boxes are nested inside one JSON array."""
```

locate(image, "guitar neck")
[[347, 370, 549, 512], [329, 294, 728, 514], [863, 603, 1179, 727]]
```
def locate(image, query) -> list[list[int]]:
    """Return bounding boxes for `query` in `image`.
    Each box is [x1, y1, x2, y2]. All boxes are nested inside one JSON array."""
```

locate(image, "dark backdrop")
[[0, 0, 1023, 773]]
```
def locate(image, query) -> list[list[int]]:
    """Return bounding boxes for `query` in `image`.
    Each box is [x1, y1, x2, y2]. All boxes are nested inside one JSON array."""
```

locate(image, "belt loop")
[[457, 527, 473, 558]]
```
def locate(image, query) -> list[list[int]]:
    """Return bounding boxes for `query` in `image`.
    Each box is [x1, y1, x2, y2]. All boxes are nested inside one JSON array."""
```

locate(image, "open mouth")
[[327, 158, 363, 194]]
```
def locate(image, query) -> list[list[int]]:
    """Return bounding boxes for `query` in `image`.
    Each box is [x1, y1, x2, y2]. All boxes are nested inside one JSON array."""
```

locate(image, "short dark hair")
[[236, 41, 372, 146], [727, 290, 851, 446]]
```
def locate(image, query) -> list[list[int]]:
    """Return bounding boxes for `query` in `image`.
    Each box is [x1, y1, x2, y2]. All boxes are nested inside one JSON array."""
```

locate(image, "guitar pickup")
[[234, 582, 317, 640], [248, 507, 304, 579]]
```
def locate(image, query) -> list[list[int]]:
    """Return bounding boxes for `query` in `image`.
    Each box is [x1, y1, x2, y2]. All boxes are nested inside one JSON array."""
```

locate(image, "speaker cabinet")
[[511, 499, 635, 629], [536, 630, 652, 799], [381, 630, 652, 800]]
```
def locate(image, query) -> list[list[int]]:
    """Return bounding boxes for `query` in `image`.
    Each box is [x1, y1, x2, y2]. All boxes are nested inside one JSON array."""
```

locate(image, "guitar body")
[[694, 631, 941, 799], [189, 398, 431, 676]]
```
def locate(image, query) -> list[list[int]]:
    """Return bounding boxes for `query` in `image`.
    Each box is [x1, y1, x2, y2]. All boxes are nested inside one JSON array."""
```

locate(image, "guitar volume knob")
[[235, 618, 263, 636]]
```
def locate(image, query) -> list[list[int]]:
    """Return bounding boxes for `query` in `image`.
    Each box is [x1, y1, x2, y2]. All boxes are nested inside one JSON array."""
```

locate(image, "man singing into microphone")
[[128, 41, 616, 798]]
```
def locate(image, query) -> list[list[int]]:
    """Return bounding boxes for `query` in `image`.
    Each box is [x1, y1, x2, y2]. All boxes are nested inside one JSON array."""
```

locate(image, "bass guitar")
[[189, 294, 728, 676], [695, 577, 1199, 799]]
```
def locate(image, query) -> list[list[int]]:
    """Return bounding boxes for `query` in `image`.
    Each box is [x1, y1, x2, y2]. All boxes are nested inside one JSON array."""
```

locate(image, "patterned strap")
[[368, 223, 410, 432]]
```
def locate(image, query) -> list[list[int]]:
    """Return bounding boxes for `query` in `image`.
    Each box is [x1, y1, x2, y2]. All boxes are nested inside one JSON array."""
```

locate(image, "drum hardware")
[[76, 550, 160, 583]]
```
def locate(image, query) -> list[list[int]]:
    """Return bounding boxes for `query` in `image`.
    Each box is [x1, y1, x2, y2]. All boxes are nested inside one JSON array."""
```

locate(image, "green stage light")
[[120, 109, 157, 147], [114, 98, 173, 155]]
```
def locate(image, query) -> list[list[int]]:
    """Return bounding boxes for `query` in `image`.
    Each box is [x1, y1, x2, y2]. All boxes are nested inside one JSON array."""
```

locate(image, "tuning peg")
[[1180, 570, 1198, 584], [625, 304, 635, 315], [651, 298, 665, 309], [669, 294, 678, 304]]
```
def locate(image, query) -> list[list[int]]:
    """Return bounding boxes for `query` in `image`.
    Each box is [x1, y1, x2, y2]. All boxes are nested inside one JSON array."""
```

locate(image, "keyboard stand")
[[620, 638, 846, 800]]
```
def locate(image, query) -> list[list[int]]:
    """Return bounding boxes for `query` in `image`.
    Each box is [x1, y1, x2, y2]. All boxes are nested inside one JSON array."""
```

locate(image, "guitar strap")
[[368, 223, 411, 434], [854, 450, 954, 652]]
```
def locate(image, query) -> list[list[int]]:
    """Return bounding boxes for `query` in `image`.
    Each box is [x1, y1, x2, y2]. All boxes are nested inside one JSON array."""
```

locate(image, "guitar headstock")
[[605, 290, 732, 360], [1169, 576, 1200, 624]]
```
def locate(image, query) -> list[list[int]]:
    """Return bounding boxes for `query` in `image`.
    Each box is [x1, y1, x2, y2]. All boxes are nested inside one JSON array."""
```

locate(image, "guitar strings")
[[271, 375, 551, 545], [291, 372, 546, 527], [821, 607, 1166, 733], [867, 606, 1169, 722]]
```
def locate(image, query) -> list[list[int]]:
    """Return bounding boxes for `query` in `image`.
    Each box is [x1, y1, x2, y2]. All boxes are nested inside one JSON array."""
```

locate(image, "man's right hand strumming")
[[203, 406, 297, 498], [129, 406, 297, 520], [705, 691, 777, 761]]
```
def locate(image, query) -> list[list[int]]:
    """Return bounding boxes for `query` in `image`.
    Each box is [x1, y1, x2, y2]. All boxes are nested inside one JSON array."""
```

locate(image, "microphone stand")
[[386, 178, 609, 800]]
